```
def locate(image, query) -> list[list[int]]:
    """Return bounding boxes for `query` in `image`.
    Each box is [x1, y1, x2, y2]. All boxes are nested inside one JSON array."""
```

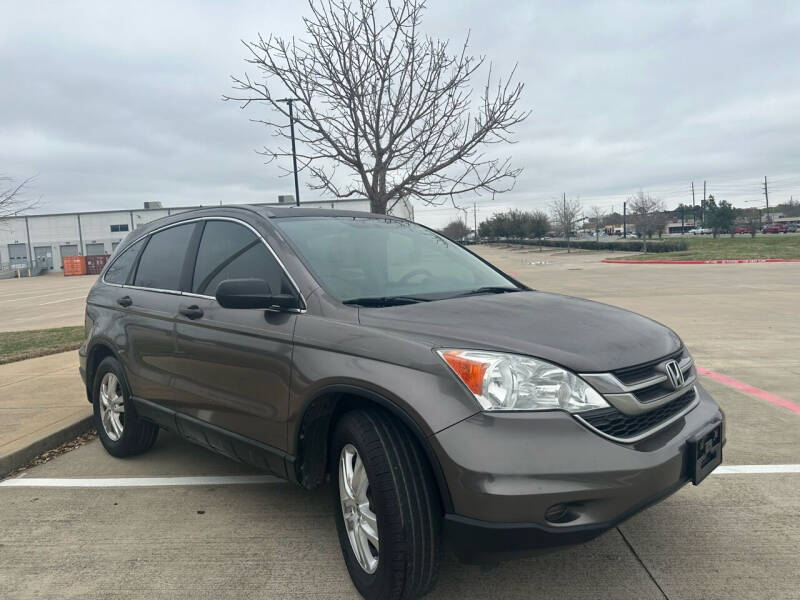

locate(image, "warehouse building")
[[0, 197, 413, 272]]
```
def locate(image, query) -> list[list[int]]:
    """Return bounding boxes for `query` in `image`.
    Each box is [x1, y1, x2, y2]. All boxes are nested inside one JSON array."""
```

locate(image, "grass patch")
[[625, 235, 800, 260], [0, 326, 84, 365]]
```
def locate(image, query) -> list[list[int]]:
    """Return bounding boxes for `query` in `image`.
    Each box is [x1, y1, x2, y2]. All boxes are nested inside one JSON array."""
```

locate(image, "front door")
[[171, 219, 298, 451]]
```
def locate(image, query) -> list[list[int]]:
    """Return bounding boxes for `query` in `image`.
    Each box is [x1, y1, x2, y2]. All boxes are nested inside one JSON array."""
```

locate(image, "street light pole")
[[278, 98, 300, 206]]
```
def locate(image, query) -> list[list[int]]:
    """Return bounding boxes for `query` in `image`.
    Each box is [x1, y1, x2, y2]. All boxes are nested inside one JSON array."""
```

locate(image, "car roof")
[[251, 205, 404, 220], [122, 204, 407, 247]]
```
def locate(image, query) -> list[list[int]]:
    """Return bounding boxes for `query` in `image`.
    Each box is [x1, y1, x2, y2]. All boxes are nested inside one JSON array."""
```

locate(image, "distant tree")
[[526, 210, 550, 239], [550, 196, 582, 252], [0, 176, 36, 220], [588, 205, 605, 241], [705, 195, 736, 238], [441, 219, 469, 241], [771, 198, 800, 218], [627, 190, 665, 252], [478, 209, 549, 241], [226, 0, 529, 215]]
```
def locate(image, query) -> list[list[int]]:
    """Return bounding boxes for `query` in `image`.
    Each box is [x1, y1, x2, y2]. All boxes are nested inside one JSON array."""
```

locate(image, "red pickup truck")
[[762, 223, 790, 234]]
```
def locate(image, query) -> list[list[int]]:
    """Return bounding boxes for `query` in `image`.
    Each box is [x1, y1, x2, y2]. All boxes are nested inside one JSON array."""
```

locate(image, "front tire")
[[331, 409, 442, 600], [93, 356, 159, 457]]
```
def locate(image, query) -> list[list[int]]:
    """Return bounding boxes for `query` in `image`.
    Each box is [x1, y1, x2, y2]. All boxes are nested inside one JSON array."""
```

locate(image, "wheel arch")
[[84, 339, 123, 402], [293, 384, 454, 513]]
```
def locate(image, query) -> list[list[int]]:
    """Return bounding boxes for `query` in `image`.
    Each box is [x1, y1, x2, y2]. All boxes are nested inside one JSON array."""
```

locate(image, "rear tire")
[[93, 356, 158, 458], [331, 409, 442, 600]]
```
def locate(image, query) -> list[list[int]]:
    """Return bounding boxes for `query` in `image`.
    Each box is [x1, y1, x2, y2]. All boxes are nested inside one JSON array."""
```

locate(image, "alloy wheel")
[[339, 443, 379, 574], [99, 372, 125, 441]]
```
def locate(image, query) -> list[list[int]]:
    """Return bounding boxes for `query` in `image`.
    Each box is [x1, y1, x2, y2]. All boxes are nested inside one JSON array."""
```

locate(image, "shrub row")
[[479, 238, 688, 253]]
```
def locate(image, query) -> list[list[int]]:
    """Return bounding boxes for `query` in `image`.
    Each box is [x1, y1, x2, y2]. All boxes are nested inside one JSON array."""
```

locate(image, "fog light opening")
[[544, 503, 579, 524]]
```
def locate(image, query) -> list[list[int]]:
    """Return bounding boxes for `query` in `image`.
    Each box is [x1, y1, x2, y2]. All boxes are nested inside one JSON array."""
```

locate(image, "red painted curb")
[[602, 258, 800, 264]]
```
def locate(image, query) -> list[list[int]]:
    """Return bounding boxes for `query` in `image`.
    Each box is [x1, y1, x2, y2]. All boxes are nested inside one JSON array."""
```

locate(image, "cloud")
[[1, 0, 798, 228]]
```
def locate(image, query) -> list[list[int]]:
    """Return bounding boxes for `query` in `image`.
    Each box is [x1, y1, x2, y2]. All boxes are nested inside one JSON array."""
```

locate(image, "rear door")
[[171, 218, 298, 450], [122, 222, 199, 407]]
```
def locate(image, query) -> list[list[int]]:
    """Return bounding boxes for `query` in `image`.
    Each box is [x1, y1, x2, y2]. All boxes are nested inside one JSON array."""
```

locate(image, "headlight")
[[437, 349, 609, 412]]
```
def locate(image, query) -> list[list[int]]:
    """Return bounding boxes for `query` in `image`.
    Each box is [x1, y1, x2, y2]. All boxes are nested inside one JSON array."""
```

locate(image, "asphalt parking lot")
[[1, 246, 799, 599]]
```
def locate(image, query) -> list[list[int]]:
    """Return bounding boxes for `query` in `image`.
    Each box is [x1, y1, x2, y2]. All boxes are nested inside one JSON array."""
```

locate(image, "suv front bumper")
[[431, 383, 724, 562]]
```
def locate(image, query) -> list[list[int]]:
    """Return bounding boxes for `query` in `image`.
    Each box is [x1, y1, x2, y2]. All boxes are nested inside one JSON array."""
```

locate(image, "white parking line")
[[0, 475, 286, 487], [1, 466, 798, 488], [713, 464, 800, 474], [38, 296, 86, 306]]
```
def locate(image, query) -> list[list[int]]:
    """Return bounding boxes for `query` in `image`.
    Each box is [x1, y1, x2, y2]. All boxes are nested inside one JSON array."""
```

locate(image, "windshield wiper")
[[342, 296, 431, 307], [452, 286, 522, 298]]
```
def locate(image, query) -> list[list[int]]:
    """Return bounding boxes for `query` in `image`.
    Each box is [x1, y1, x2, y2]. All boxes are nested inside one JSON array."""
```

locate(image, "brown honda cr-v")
[[80, 206, 724, 599]]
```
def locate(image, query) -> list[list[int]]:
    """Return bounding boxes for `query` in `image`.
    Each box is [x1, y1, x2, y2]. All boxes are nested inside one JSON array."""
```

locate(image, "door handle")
[[179, 304, 204, 320], [117, 295, 133, 307]]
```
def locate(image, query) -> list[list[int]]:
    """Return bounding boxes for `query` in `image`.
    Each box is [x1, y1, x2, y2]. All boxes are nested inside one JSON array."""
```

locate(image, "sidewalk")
[[0, 351, 92, 476]]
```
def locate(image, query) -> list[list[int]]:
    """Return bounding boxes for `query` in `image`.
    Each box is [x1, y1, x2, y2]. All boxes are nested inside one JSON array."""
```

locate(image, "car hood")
[[357, 291, 682, 373]]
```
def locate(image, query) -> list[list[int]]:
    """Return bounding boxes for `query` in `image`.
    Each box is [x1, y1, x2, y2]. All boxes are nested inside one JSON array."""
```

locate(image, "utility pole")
[[473, 202, 477, 240], [702, 180, 706, 227], [763, 176, 770, 223], [691, 181, 696, 226], [680, 204, 685, 233], [277, 98, 301, 206], [623, 201, 627, 238]]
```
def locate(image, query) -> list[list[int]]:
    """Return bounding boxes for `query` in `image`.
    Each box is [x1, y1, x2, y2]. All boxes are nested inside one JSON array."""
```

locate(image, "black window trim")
[[101, 216, 307, 312]]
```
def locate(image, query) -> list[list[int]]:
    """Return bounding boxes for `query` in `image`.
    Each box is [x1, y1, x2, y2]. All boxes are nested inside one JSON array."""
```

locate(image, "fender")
[[292, 382, 454, 513]]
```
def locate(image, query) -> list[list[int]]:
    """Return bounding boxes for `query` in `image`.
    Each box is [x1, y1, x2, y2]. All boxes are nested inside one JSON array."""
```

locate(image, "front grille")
[[613, 348, 686, 385], [578, 388, 696, 441]]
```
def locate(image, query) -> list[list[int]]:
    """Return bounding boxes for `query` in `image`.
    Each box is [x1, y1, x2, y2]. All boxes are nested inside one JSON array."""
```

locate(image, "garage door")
[[86, 243, 105, 256], [8, 243, 29, 268], [59, 244, 79, 268], [34, 246, 54, 270]]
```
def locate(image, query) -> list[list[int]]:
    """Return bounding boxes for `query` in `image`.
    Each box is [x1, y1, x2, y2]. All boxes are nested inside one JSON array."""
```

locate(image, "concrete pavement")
[[0, 351, 91, 476], [0, 271, 96, 333], [1, 245, 799, 598]]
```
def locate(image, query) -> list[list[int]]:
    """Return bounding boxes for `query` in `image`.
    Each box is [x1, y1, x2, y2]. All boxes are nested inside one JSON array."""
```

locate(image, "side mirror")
[[215, 278, 300, 311]]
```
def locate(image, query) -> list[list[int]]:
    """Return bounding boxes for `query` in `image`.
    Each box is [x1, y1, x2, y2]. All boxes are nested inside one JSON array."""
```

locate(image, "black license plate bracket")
[[688, 423, 723, 485]]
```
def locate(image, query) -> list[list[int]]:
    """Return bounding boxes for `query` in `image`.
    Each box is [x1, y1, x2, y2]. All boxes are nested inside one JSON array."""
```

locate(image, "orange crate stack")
[[63, 255, 87, 276]]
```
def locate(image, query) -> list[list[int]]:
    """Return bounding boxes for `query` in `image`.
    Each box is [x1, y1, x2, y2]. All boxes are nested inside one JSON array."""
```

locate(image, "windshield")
[[274, 216, 518, 302]]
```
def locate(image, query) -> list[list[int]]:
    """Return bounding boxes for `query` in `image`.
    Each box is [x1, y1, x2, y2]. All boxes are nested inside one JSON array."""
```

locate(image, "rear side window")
[[133, 223, 195, 290], [104, 239, 143, 285], [192, 220, 291, 296]]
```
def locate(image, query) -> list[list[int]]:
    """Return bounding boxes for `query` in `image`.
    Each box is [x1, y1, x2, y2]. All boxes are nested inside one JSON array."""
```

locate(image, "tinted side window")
[[133, 223, 195, 290], [104, 239, 143, 285], [192, 220, 290, 296]]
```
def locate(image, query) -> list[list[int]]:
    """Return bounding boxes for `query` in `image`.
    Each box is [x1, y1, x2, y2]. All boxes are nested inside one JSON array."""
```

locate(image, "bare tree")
[[588, 205, 605, 242], [627, 190, 665, 252], [440, 219, 469, 241], [225, 0, 529, 214], [550, 195, 582, 252], [0, 176, 36, 220], [744, 207, 761, 238]]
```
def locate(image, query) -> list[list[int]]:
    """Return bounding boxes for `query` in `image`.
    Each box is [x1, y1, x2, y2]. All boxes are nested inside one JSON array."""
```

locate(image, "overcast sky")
[[2, 0, 799, 227]]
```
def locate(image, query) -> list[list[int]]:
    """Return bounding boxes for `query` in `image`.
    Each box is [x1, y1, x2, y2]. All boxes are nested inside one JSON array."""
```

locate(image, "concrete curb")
[[0, 414, 93, 478], [602, 258, 800, 265]]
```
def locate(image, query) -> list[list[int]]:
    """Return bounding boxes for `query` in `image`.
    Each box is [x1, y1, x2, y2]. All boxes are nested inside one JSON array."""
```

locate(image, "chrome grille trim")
[[574, 387, 700, 444], [575, 351, 699, 441], [580, 355, 693, 395]]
